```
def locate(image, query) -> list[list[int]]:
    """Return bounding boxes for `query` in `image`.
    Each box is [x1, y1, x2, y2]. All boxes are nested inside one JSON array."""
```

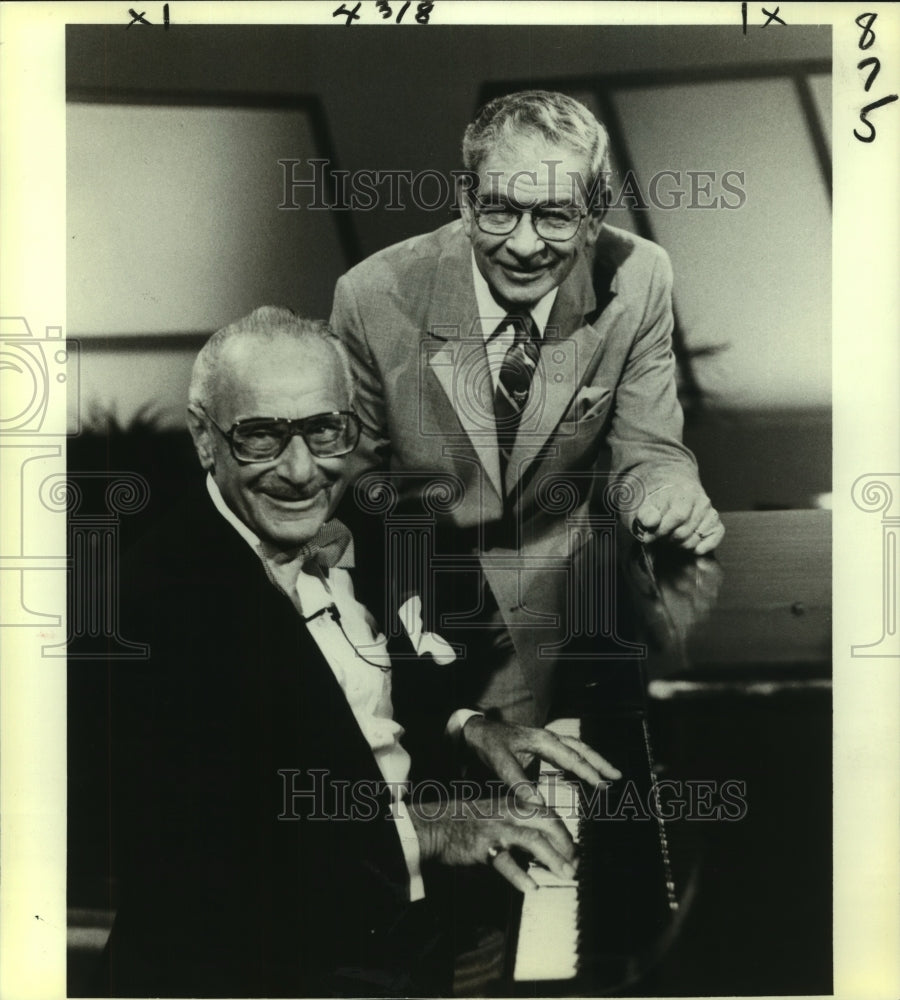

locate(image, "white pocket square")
[[397, 595, 456, 665]]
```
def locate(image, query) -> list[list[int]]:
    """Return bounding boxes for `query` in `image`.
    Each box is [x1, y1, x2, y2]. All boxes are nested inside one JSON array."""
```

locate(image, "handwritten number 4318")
[[854, 13, 897, 143], [333, 2, 434, 24]]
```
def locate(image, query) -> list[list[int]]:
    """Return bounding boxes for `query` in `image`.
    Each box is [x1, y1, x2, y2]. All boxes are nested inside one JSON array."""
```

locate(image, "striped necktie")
[[493, 313, 541, 479]]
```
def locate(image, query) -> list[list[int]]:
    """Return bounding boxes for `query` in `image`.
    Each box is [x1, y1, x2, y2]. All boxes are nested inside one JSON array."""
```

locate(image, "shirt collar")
[[206, 474, 260, 551], [204, 474, 355, 568], [470, 251, 559, 340]]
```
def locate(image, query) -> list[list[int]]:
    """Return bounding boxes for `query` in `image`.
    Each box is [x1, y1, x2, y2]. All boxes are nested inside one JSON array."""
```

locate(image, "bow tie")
[[296, 518, 353, 571], [259, 517, 353, 595]]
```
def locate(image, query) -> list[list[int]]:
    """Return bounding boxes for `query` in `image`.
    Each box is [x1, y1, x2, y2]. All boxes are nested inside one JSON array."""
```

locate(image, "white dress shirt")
[[206, 476, 425, 901], [471, 251, 559, 391]]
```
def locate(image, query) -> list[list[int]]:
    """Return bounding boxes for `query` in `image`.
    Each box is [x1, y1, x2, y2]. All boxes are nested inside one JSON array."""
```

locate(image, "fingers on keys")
[[533, 729, 621, 784], [486, 820, 576, 892]]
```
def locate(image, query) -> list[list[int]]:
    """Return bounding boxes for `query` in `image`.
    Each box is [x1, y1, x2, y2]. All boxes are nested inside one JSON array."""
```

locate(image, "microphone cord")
[[303, 603, 392, 672]]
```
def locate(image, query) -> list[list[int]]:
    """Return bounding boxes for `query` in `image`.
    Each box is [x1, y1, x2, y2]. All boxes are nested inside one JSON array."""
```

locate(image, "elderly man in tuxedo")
[[331, 90, 724, 792], [99, 307, 576, 998]]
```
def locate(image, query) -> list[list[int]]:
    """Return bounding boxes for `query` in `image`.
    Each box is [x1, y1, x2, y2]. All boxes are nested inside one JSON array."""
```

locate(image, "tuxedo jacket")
[[97, 480, 450, 998], [331, 221, 703, 721]]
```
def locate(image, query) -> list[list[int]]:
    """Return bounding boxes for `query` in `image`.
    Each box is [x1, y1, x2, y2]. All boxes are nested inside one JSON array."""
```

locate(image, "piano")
[[507, 510, 831, 992], [509, 714, 682, 993]]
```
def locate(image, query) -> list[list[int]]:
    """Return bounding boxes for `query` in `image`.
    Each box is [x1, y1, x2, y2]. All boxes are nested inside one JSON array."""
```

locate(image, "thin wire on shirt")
[[303, 603, 392, 671]]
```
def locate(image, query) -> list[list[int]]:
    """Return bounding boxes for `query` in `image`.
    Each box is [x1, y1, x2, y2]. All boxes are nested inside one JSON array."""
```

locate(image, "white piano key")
[[513, 719, 583, 982], [514, 884, 580, 981]]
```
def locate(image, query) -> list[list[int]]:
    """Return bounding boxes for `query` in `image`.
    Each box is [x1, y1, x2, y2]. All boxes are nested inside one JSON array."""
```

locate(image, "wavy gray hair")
[[462, 90, 611, 212]]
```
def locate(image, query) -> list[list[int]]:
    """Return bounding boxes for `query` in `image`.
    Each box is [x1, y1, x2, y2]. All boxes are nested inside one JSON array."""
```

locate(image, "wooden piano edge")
[[648, 676, 832, 700]]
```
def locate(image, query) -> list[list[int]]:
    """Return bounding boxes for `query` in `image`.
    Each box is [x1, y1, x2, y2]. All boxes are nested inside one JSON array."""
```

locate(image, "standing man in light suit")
[[331, 91, 723, 789]]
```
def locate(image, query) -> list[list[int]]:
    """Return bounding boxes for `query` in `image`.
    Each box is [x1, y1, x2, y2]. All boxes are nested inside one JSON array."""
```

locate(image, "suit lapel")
[[178, 488, 395, 791], [505, 248, 623, 489], [425, 234, 504, 501], [421, 229, 624, 500]]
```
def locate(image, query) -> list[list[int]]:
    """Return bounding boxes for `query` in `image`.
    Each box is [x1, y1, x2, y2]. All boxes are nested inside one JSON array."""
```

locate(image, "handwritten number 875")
[[854, 13, 898, 143]]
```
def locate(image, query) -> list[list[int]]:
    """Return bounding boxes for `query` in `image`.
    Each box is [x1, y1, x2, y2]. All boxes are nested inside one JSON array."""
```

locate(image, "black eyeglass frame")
[[466, 192, 591, 242], [201, 407, 362, 464]]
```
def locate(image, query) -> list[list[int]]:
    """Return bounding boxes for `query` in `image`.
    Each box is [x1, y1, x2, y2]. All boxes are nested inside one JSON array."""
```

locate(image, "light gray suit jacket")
[[331, 220, 703, 721]]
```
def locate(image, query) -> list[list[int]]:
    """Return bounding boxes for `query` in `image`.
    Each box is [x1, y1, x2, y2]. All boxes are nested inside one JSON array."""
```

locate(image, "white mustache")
[[258, 483, 328, 502], [502, 261, 549, 271]]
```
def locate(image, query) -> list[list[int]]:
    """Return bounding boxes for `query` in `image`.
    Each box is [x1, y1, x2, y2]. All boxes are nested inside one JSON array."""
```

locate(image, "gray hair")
[[462, 90, 611, 211], [188, 305, 354, 412]]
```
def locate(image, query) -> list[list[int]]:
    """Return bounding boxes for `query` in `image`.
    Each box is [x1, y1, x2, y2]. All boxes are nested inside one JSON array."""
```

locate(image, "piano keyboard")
[[513, 718, 582, 982], [511, 716, 678, 988]]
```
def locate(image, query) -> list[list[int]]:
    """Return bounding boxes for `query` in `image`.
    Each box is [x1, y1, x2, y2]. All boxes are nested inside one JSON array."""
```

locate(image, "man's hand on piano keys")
[[461, 717, 622, 802], [408, 794, 578, 894]]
